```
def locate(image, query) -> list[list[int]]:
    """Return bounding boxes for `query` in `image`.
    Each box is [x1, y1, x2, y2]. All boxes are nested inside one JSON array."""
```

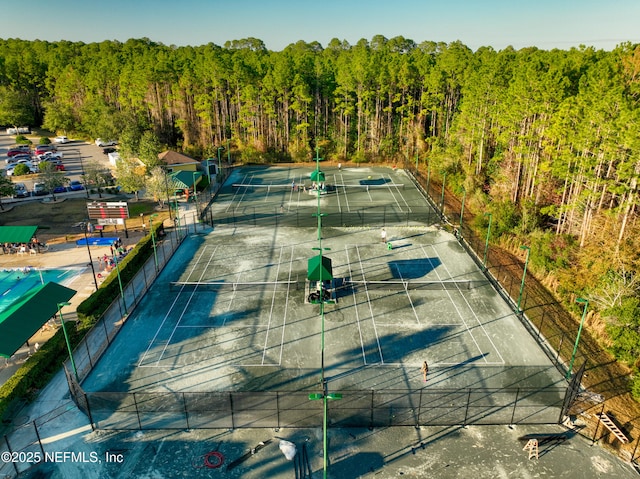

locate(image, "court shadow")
[[329, 451, 384, 477], [388, 258, 441, 279]]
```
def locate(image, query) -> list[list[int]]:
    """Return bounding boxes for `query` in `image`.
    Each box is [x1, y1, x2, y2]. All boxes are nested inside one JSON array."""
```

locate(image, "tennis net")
[[345, 279, 489, 291], [169, 280, 301, 292]]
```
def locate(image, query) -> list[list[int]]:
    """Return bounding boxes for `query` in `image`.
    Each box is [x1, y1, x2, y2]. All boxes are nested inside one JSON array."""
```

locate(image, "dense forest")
[[0, 36, 639, 395]]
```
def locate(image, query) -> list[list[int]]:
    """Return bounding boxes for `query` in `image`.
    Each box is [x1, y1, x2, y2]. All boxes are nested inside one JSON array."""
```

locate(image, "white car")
[[95, 138, 117, 147], [36, 151, 64, 161], [5, 163, 38, 176], [53, 136, 69, 143]]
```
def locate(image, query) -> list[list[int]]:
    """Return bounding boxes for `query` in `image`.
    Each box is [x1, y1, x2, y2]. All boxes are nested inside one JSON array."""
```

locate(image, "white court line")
[[260, 246, 284, 365], [428, 244, 505, 364], [384, 174, 412, 212], [332, 174, 342, 212], [420, 245, 490, 364], [391, 263, 421, 326], [381, 175, 403, 210], [155, 246, 219, 366], [337, 172, 351, 211], [138, 246, 210, 367], [277, 247, 295, 366], [356, 245, 385, 364], [225, 173, 251, 212], [345, 246, 367, 364]]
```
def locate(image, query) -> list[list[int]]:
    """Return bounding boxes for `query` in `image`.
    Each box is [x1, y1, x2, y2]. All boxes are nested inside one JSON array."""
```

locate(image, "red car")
[[7, 148, 30, 157], [34, 145, 57, 156]]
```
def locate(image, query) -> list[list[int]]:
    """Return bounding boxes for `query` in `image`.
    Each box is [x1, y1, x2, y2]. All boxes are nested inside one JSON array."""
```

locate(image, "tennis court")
[[79, 165, 567, 428]]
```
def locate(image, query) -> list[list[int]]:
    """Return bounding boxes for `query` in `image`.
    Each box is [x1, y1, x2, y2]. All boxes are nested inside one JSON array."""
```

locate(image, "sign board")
[[87, 201, 130, 220], [97, 218, 125, 225]]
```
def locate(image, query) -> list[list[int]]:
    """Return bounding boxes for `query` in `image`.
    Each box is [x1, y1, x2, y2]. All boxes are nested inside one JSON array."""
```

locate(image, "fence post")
[[84, 392, 96, 431], [229, 393, 235, 430], [133, 393, 142, 430], [510, 388, 521, 425], [182, 393, 190, 430], [32, 420, 45, 456], [464, 389, 472, 426], [3, 435, 18, 475]]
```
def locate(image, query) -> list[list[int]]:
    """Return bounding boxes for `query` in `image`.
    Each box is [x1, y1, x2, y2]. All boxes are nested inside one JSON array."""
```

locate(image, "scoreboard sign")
[[87, 201, 130, 220]]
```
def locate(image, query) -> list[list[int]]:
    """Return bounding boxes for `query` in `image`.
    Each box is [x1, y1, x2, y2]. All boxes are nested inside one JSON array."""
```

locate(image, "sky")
[[1, 0, 639, 51]]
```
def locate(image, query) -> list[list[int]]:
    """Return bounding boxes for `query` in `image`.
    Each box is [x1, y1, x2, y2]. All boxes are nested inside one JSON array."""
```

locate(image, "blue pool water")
[[0, 268, 79, 312]]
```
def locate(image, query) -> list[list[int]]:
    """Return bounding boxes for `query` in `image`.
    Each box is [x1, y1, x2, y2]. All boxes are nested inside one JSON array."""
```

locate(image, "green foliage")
[[14, 135, 31, 145], [39, 137, 51, 145], [76, 223, 160, 325], [604, 296, 640, 367], [631, 375, 640, 402], [12, 163, 31, 176], [526, 230, 576, 273]]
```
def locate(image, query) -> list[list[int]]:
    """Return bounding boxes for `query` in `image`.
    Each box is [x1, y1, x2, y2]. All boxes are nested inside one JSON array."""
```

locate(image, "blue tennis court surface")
[[0, 268, 79, 311]]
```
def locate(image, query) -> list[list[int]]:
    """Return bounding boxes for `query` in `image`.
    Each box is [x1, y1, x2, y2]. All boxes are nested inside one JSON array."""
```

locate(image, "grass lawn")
[[0, 197, 163, 243]]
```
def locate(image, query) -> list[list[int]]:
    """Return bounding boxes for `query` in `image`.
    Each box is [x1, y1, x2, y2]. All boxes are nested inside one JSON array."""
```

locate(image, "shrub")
[[39, 137, 51, 145], [15, 135, 31, 145], [12, 163, 31, 176]]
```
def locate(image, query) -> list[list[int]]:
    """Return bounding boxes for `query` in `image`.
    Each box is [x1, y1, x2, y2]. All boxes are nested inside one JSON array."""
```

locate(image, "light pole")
[[483, 212, 493, 268], [57, 302, 78, 381], [192, 171, 199, 229], [112, 245, 127, 315], [217, 146, 225, 181], [80, 222, 99, 291], [458, 186, 466, 233], [440, 170, 447, 216], [567, 298, 589, 379], [517, 245, 531, 312], [309, 391, 342, 479], [149, 213, 159, 271]]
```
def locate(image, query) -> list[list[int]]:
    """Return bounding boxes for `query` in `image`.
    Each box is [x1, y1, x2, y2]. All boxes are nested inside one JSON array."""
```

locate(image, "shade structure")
[[307, 255, 333, 281], [0, 226, 38, 244], [0, 282, 76, 358], [310, 169, 325, 182], [170, 170, 202, 190]]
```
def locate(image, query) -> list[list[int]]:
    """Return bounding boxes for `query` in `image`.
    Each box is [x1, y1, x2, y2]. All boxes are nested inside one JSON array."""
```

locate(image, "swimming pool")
[[0, 268, 81, 312]]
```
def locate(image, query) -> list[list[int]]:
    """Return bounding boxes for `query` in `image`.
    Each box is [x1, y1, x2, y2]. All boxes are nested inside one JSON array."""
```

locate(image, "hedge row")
[[0, 224, 163, 422]]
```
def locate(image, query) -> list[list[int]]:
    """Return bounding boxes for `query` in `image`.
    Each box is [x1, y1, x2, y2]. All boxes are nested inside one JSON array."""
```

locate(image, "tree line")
[[0, 35, 639, 395]]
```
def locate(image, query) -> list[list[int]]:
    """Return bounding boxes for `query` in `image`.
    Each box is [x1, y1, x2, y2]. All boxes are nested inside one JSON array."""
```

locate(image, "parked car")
[[34, 145, 57, 155], [102, 147, 117, 155], [95, 138, 117, 147], [38, 160, 65, 172], [5, 163, 37, 176], [13, 183, 29, 198], [68, 180, 84, 191], [33, 182, 48, 196], [53, 136, 69, 143], [6, 127, 30, 135], [7, 148, 30, 157], [6, 154, 32, 164], [53, 185, 67, 194], [36, 151, 64, 161]]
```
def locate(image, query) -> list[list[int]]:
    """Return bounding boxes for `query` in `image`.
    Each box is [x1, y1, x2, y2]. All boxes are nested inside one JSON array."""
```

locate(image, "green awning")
[[307, 255, 333, 281], [0, 226, 38, 244], [0, 282, 76, 358], [170, 170, 202, 190], [310, 169, 325, 182]]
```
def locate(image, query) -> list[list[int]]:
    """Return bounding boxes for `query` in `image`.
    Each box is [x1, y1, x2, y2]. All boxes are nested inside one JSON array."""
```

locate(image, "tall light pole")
[[192, 171, 199, 229], [80, 222, 99, 291], [458, 186, 466, 233], [149, 213, 159, 271], [567, 298, 589, 379], [112, 245, 127, 315], [57, 302, 78, 381], [483, 212, 493, 269], [440, 170, 447, 216], [517, 245, 531, 312]]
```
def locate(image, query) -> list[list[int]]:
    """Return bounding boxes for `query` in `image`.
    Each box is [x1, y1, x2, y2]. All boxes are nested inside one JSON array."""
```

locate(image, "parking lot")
[[1, 130, 114, 199]]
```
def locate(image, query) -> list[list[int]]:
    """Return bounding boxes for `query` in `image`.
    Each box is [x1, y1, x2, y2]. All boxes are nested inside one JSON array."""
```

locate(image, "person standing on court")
[[421, 361, 429, 382], [381, 228, 387, 243]]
